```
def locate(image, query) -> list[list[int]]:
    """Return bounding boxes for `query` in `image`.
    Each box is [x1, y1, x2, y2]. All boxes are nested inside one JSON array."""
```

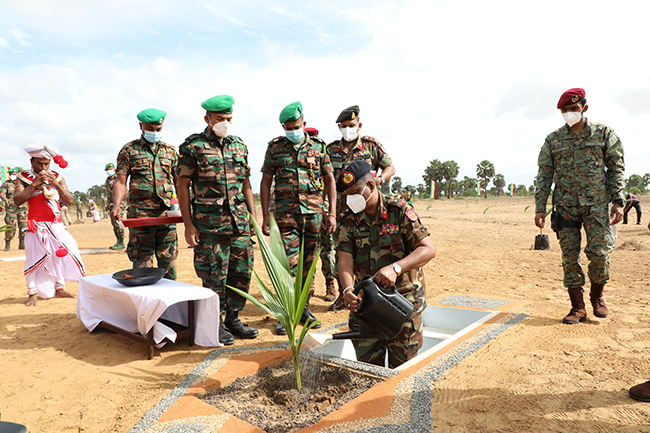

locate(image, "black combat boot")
[[18, 237, 25, 250], [219, 315, 235, 346], [300, 294, 321, 329], [4, 240, 10, 251], [224, 310, 259, 339]]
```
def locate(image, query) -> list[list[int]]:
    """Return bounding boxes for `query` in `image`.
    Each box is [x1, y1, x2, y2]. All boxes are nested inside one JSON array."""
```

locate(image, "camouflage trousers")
[[126, 208, 178, 280], [193, 231, 253, 313], [319, 228, 337, 281], [350, 313, 423, 368], [5, 209, 27, 241], [277, 212, 322, 287], [557, 203, 613, 288], [111, 215, 124, 240]]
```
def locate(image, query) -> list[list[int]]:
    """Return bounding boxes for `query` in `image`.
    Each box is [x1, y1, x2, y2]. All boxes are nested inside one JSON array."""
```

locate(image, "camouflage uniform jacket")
[[326, 135, 392, 213], [337, 192, 430, 315], [261, 134, 333, 216], [177, 128, 250, 235], [116, 137, 177, 210], [535, 120, 625, 214], [0, 180, 28, 213], [103, 174, 118, 206]]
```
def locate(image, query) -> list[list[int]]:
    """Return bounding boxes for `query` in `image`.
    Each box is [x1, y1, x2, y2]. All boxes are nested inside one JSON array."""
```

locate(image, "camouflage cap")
[[337, 160, 372, 192], [137, 108, 166, 124], [201, 95, 234, 113], [279, 101, 303, 124], [557, 88, 585, 109], [105, 163, 115, 170], [336, 105, 359, 123]]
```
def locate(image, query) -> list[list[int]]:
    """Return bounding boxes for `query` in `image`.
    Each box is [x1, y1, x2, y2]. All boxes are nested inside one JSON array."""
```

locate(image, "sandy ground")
[[2, 196, 650, 432]]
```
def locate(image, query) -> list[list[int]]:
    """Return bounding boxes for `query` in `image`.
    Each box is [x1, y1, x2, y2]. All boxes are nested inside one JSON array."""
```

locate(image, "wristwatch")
[[612, 199, 625, 207], [392, 262, 402, 275]]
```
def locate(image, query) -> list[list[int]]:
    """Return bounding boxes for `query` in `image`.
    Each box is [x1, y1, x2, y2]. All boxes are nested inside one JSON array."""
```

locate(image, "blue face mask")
[[285, 128, 304, 144], [143, 131, 162, 143]]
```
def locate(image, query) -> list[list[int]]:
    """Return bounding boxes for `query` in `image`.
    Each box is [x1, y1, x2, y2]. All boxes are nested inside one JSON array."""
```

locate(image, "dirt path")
[[1, 196, 649, 432]]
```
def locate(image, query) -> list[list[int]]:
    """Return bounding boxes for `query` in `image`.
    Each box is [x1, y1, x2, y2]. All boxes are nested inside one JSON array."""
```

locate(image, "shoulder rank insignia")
[[379, 224, 399, 235], [405, 208, 418, 222]]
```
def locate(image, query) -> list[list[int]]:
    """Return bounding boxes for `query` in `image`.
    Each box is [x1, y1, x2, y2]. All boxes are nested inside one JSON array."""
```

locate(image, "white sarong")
[[25, 221, 85, 298]]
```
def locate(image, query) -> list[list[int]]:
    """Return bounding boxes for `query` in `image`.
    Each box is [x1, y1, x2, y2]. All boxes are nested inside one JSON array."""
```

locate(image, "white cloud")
[[1, 0, 650, 193]]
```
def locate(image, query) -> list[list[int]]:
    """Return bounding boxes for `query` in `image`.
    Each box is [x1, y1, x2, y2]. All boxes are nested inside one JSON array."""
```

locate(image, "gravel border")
[[130, 301, 527, 433]]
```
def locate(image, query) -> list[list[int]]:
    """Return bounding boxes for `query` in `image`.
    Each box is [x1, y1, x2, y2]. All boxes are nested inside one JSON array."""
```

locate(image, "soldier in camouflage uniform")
[[110, 108, 178, 279], [337, 161, 436, 368], [324, 105, 396, 311], [535, 88, 625, 324], [104, 162, 125, 249], [260, 101, 338, 335], [1, 167, 28, 251], [177, 95, 258, 345]]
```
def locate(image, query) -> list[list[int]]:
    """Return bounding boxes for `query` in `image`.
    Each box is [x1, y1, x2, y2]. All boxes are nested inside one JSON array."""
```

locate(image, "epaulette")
[[362, 136, 377, 142], [387, 197, 407, 208], [339, 208, 352, 219], [182, 133, 204, 144], [269, 136, 284, 145]]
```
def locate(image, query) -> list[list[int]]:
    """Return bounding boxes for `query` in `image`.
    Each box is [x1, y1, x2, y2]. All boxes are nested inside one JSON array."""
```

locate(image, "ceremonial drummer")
[[110, 108, 179, 279], [14, 144, 85, 306], [177, 95, 258, 345], [323, 105, 396, 311]]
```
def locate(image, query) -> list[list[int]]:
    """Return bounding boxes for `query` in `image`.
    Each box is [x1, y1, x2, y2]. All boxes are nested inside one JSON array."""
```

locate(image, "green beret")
[[8, 167, 19, 174], [137, 108, 166, 124], [279, 101, 303, 124], [201, 95, 234, 113], [336, 105, 359, 123], [105, 163, 115, 171]]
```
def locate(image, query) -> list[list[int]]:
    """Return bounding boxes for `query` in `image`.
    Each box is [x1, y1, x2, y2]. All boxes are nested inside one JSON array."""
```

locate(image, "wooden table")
[[76, 273, 221, 359]]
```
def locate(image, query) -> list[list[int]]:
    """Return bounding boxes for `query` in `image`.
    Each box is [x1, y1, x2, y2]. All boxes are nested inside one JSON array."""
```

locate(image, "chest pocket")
[[353, 231, 371, 268], [131, 156, 150, 173], [232, 155, 247, 181], [196, 148, 223, 181], [378, 233, 406, 265], [580, 141, 605, 171], [551, 144, 573, 172]]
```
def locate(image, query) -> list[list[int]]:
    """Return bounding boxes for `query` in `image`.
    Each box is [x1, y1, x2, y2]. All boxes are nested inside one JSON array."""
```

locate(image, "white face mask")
[[562, 110, 582, 127], [340, 126, 359, 142], [106, 170, 115, 177], [9, 174, 17, 181], [346, 184, 370, 214], [210, 120, 230, 138]]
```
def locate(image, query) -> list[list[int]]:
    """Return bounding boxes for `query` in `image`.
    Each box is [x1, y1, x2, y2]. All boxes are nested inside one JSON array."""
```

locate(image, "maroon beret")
[[557, 88, 586, 109], [305, 127, 319, 137]]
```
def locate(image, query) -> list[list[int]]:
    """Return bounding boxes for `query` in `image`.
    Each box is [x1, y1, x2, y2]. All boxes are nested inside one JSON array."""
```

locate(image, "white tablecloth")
[[76, 273, 221, 347]]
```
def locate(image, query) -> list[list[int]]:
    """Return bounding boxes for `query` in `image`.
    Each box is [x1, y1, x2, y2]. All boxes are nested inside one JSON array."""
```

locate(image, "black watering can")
[[331, 276, 414, 340]]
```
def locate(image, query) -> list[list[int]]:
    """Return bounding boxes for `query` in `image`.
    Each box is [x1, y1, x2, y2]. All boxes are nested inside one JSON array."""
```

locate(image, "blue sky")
[[1, 0, 650, 194]]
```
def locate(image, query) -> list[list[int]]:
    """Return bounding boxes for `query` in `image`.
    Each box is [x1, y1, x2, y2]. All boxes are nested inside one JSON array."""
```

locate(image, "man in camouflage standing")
[[104, 162, 125, 250], [177, 95, 258, 345], [110, 108, 178, 279], [1, 167, 28, 251], [534, 88, 625, 324], [323, 105, 396, 311], [338, 161, 436, 368], [260, 101, 337, 335]]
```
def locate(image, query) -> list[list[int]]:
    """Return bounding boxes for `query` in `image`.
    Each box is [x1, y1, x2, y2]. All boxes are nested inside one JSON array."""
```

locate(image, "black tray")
[[112, 268, 167, 287]]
